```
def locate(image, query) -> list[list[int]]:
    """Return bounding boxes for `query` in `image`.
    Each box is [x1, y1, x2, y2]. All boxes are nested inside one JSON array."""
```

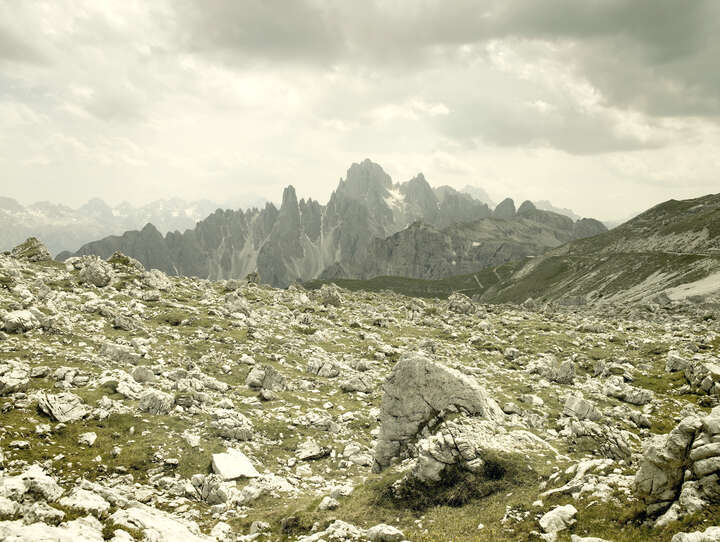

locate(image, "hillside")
[[307, 193, 720, 308], [483, 193, 720, 305]]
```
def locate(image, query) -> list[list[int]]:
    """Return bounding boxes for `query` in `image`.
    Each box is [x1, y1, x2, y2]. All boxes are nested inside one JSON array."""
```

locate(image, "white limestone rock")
[[539, 504, 577, 539], [0, 515, 104, 542], [366, 523, 405, 542], [59, 488, 110, 517], [211, 449, 260, 481], [374, 351, 503, 472]]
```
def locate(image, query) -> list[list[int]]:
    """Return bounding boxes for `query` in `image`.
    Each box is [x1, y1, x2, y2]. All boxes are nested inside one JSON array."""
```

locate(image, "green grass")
[[303, 261, 524, 300]]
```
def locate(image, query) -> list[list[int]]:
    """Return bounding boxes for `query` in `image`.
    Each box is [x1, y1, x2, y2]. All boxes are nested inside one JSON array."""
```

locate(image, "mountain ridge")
[[59, 160, 606, 287]]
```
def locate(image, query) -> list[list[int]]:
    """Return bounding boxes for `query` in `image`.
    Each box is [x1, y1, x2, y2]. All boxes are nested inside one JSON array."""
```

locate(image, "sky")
[[1, 1, 719, 221]]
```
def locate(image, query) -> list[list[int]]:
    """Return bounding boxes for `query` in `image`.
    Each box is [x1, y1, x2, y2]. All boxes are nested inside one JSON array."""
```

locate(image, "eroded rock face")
[[373, 351, 503, 472], [634, 408, 720, 517]]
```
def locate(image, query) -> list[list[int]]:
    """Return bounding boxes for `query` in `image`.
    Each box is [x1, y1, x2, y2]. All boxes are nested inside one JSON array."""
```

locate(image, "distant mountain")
[[477, 193, 720, 305], [460, 186, 592, 223], [0, 196, 266, 256], [460, 185, 494, 207], [533, 200, 581, 221], [61, 160, 609, 288], [323, 200, 606, 281], [62, 160, 493, 287]]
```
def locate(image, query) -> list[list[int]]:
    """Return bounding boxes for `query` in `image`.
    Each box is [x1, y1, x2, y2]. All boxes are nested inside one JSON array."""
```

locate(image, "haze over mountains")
[[57, 160, 607, 287], [0, 196, 267, 256]]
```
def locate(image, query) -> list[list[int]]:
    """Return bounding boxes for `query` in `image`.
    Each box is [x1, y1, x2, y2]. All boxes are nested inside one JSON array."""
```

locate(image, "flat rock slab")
[[212, 449, 260, 481]]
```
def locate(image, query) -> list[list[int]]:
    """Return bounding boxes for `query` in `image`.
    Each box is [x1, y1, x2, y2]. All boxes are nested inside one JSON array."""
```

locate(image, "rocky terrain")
[[61, 160, 605, 288], [0, 197, 266, 257], [1, 238, 720, 541], [336, 200, 605, 281]]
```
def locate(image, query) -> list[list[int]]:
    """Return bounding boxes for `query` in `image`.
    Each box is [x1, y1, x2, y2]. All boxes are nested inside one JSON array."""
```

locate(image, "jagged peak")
[[402, 172, 431, 189], [140, 223, 162, 235], [517, 200, 537, 215], [341, 159, 393, 196], [494, 197, 516, 219], [280, 185, 298, 209]]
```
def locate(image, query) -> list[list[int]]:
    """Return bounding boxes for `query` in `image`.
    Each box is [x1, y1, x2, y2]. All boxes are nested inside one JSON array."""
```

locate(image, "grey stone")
[[373, 351, 503, 472]]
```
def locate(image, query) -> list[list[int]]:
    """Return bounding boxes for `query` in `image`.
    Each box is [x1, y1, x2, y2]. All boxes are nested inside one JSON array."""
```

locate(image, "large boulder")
[[408, 417, 547, 484], [635, 407, 720, 518], [447, 292, 474, 315], [373, 351, 503, 472], [604, 375, 654, 405], [110, 503, 213, 541], [245, 365, 286, 391], [672, 526, 720, 542], [0, 365, 29, 396], [210, 409, 254, 441], [317, 284, 343, 307], [0, 516, 104, 542], [684, 360, 720, 397]]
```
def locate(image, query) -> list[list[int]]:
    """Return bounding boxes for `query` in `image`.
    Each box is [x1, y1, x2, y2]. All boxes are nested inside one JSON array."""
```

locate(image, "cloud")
[[174, 0, 345, 66], [0, 0, 719, 220], [0, 24, 47, 65]]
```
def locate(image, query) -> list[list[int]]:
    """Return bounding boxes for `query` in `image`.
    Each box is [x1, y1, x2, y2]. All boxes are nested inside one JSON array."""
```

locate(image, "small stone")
[[78, 432, 97, 447]]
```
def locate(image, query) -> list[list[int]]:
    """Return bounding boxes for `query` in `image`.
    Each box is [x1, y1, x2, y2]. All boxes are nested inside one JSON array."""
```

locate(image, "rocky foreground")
[[1, 239, 720, 541]]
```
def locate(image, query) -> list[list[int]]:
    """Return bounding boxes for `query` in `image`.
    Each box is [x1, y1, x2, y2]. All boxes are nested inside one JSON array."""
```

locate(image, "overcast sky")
[[1, 0, 719, 220]]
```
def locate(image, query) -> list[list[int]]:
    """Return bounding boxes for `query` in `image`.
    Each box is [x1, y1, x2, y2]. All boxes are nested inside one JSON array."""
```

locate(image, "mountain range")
[[308, 191, 720, 307], [0, 195, 266, 256], [57, 160, 607, 287]]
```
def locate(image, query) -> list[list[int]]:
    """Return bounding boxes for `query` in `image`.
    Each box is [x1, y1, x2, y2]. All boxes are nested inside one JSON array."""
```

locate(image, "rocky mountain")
[[324, 200, 607, 280], [0, 196, 266, 256], [62, 160, 606, 288], [1, 240, 720, 541], [479, 192, 720, 306], [460, 185, 591, 223]]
